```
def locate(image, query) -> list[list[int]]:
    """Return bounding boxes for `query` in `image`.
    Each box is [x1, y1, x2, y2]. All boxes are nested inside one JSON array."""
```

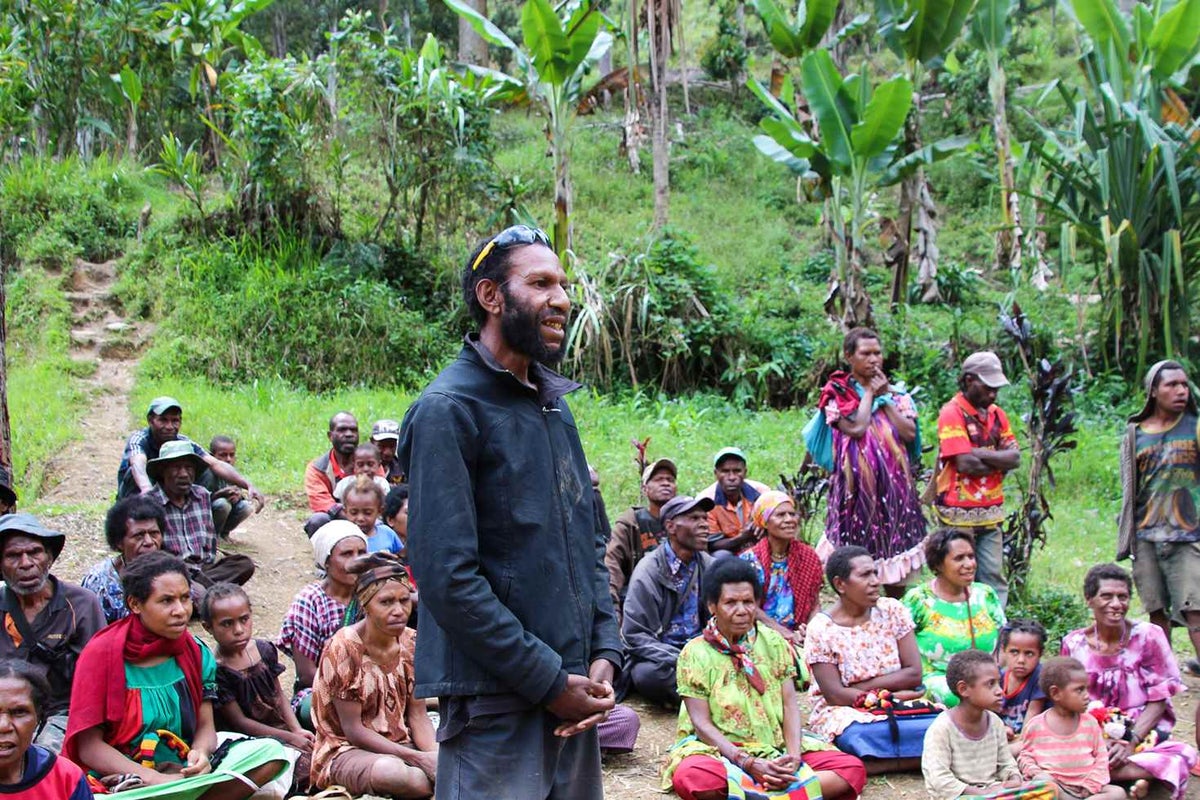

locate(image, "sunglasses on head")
[[470, 225, 552, 272]]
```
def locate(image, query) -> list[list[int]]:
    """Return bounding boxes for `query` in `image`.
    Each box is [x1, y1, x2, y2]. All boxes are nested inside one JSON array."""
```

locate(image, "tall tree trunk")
[[673, 0, 690, 115], [892, 69, 941, 305], [649, 0, 670, 228], [989, 54, 1021, 274], [458, 0, 488, 65], [125, 105, 138, 157], [271, 5, 287, 56], [622, 0, 645, 172], [890, 106, 919, 308], [0, 265, 11, 476], [552, 109, 573, 259]]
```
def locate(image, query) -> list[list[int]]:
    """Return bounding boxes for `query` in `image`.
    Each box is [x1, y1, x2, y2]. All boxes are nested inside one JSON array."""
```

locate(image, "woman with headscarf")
[[802, 328, 927, 592], [277, 520, 368, 726], [310, 552, 436, 798], [63, 552, 288, 799], [738, 491, 823, 648]]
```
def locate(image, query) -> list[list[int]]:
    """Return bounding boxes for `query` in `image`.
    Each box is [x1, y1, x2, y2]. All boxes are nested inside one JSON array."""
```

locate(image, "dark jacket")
[[398, 336, 622, 704], [621, 544, 714, 671], [0, 577, 106, 714]]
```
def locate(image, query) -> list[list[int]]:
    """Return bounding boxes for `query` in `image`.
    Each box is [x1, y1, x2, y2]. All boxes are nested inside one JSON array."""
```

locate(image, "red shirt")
[[934, 393, 1017, 524]]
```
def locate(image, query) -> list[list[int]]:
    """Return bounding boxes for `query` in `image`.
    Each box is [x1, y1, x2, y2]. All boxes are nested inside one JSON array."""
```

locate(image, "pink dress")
[[1059, 622, 1197, 799]]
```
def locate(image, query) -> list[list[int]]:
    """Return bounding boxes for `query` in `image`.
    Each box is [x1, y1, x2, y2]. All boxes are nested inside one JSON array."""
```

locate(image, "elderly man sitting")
[[622, 495, 716, 707], [148, 440, 255, 600], [0, 513, 105, 752]]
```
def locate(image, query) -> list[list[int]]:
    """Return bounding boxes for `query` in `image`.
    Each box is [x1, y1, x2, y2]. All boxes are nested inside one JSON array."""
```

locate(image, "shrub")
[[1006, 585, 1090, 653], [138, 236, 454, 392]]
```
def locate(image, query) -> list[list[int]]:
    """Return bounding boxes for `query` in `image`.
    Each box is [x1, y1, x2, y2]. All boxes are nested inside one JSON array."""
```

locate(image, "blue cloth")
[[367, 522, 404, 555], [739, 553, 795, 628], [999, 663, 1048, 735], [834, 715, 937, 760], [663, 545, 700, 649]]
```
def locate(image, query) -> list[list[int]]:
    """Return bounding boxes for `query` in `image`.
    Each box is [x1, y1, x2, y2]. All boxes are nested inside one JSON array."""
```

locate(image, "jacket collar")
[[714, 481, 760, 508], [463, 333, 582, 408]]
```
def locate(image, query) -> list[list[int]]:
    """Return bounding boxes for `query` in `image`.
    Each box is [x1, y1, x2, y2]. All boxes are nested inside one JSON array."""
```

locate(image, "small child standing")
[[202, 583, 314, 795], [923, 649, 1055, 800], [332, 443, 391, 502], [342, 475, 403, 555], [1017, 657, 1130, 799], [999, 619, 1049, 740]]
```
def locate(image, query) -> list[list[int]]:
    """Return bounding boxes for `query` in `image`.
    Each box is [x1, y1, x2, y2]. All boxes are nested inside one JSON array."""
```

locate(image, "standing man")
[[698, 447, 770, 554], [932, 351, 1020, 605], [303, 412, 359, 536], [116, 396, 265, 511], [0, 513, 105, 751], [605, 457, 677, 611], [1118, 360, 1200, 676], [398, 225, 620, 800]]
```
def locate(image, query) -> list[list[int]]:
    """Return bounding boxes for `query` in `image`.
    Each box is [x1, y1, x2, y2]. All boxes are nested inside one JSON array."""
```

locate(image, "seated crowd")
[[0, 374, 1196, 800]]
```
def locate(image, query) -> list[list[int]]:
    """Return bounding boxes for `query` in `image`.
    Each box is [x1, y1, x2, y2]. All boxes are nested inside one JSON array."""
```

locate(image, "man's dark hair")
[[702, 556, 762, 605], [122, 551, 190, 605], [209, 434, 235, 452], [199, 582, 250, 624], [842, 327, 880, 358], [1083, 562, 1131, 600], [825, 545, 871, 592], [1038, 656, 1086, 697], [104, 495, 167, 551], [0, 659, 51, 722], [946, 649, 997, 699], [328, 412, 354, 432], [461, 236, 529, 326], [924, 527, 975, 574], [384, 484, 409, 520], [997, 618, 1047, 652]]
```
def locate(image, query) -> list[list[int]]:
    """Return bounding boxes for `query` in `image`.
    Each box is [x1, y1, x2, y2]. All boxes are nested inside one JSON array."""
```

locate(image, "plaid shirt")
[[151, 484, 217, 564], [277, 582, 348, 663]]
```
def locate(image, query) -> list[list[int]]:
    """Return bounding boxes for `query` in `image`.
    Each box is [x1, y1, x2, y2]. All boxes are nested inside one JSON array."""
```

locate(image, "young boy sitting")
[[200, 435, 255, 538], [332, 443, 391, 502], [923, 649, 1054, 799], [1018, 657, 1129, 799]]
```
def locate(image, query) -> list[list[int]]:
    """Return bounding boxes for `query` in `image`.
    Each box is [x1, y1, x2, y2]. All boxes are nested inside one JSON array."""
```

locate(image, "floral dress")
[[662, 624, 826, 799], [1060, 623, 1198, 799], [903, 581, 1005, 707]]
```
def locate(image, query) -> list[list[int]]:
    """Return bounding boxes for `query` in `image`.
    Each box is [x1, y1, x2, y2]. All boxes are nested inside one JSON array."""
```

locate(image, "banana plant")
[[110, 65, 143, 156], [874, 0, 978, 304], [444, 0, 613, 258], [750, 50, 912, 328], [752, 0, 839, 58]]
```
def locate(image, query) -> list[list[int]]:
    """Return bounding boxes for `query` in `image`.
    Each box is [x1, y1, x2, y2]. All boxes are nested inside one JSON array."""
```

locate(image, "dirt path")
[[33, 259, 1200, 799]]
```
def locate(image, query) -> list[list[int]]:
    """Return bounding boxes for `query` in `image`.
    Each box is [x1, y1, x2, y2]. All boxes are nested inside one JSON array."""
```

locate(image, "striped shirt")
[[1017, 711, 1110, 796]]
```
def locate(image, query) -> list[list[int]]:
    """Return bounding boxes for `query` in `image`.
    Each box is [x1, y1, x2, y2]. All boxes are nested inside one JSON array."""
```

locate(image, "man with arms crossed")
[[399, 225, 621, 799]]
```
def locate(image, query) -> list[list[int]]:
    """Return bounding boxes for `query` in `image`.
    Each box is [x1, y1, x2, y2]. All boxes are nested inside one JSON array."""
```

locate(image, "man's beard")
[[5, 571, 49, 596], [500, 286, 565, 366]]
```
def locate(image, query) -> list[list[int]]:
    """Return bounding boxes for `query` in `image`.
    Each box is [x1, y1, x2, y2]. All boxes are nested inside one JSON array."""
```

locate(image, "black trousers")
[[435, 695, 603, 800]]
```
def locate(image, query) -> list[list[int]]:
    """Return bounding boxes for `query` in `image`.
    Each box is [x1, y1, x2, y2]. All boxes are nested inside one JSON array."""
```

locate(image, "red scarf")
[[753, 538, 823, 626], [63, 614, 203, 764], [702, 618, 767, 695], [817, 370, 862, 418]]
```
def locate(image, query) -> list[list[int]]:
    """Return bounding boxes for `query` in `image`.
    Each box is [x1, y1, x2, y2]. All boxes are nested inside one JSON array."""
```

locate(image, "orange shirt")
[[699, 479, 772, 538], [934, 393, 1017, 525]]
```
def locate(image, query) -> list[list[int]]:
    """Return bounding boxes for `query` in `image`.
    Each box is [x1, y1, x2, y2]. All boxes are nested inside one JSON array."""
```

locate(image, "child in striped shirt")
[[1017, 657, 1131, 799]]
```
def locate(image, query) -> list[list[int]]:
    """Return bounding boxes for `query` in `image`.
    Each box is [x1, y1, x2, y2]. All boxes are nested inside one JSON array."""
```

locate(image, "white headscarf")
[[310, 520, 369, 570]]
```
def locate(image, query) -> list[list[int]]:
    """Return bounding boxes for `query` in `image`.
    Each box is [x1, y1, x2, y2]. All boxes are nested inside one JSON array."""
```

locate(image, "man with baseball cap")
[[698, 447, 772, 553], [147, 440, 256, 596], [116, 396, 265, 515], [371, 419, 405, 485], [605, 458, 678, 613], [931, 351, 1020, 605], [1117, 360, 1200, 676], [621, 494, 716, 706], [0, 513, 105, 751]]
